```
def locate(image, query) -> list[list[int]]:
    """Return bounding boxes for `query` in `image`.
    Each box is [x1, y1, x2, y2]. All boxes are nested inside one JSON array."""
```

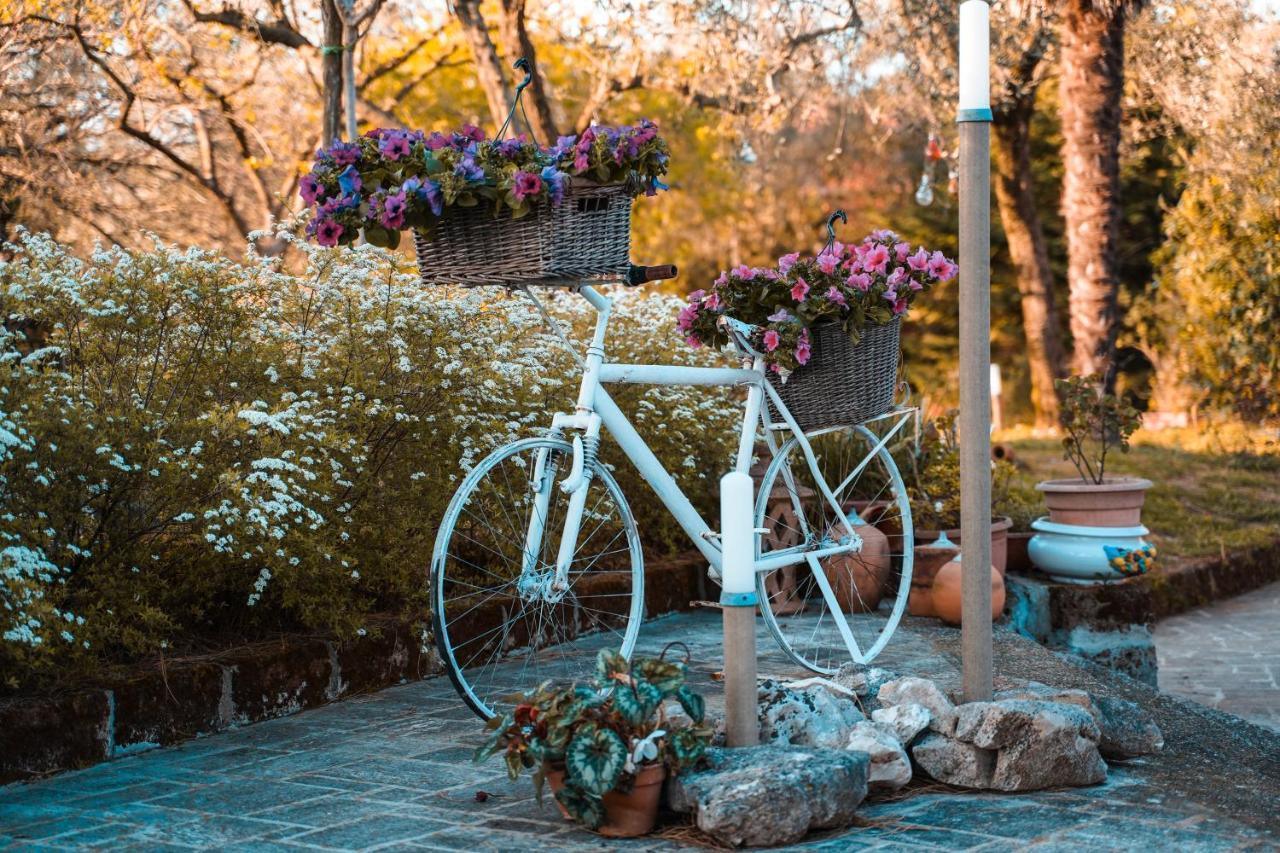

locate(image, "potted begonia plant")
[[475, 649, 711, 837]]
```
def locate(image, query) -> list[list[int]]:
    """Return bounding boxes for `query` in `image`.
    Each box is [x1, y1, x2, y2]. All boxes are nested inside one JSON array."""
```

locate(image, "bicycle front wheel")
[[431, 437, 644, 719], [755, 424, 913, 673]]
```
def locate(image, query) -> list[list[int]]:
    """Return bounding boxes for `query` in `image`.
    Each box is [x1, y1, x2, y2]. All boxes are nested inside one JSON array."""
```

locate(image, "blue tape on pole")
[[719, 591, 758, 607], [956, 107, 994, 123]]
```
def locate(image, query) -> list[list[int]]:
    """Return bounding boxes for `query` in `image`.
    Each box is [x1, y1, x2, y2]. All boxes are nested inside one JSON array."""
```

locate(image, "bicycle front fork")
[[518, 413, 601, 602]]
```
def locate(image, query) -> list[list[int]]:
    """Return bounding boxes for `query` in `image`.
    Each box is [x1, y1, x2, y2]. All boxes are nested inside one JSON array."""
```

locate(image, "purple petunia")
[[379, 132, 412, 161], [540, 166, 567, 204], [454, 155, 485, 182], [300, 174, 323, 206], [379, 191, 407, 229], [315, 219, 344, 247], [512, 170, 543, 201], [328, 142, 361, 166]]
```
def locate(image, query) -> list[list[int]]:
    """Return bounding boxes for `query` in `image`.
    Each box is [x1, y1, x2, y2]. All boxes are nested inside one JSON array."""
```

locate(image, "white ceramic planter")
[[1027, 518, 1157, 585]]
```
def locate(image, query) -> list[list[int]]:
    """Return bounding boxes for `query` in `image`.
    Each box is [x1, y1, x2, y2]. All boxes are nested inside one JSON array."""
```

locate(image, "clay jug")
[[822, 517, 892, 613], [930, 556, 1004, 625]]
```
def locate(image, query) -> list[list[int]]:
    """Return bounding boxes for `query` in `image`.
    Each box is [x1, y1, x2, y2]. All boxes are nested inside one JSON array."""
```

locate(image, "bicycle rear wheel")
[[754, 424, 913, 673], [431, 437, 644, 719]]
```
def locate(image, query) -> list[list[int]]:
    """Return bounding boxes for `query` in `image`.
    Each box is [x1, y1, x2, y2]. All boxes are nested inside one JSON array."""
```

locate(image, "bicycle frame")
[[528, 284, 912, 599]]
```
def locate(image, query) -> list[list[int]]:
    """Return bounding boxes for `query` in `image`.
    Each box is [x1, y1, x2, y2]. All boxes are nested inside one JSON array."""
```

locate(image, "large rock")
[[995, 681, 1162, 759], [667, 745, 869, 847], [877, 677, 957, 736], [844, 721, 911, 791], [920, 699, 1107, 791], [758, 678, 864, 749], [911, 732, 995, 789], [871, 703, 931, 745]]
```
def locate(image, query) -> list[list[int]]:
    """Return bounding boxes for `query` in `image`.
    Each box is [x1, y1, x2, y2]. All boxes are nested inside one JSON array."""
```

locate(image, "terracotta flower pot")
[[912, 517, 1014, 576], [545, 762, 666, 837], [1036, 477, 1152, 528], [930, 557, 1005, 625], [1005, 531, 1034, 574]]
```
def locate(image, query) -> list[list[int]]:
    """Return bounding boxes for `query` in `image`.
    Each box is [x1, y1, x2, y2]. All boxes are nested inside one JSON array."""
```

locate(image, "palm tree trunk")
[[1060, 1, 1128, 380], [992, 96, 1067, 427]]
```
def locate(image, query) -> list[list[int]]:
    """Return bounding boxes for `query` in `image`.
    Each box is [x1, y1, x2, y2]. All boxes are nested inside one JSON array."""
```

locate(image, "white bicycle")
[[431, 276, 915, 718]]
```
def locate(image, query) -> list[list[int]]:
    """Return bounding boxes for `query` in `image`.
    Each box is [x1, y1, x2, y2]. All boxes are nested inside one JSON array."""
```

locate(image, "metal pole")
[[720, 471, 759, 747]]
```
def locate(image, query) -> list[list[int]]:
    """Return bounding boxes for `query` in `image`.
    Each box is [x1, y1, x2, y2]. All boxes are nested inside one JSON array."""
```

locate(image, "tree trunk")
[[1059, 1, 1127, 380], [496, 0, 558, 143], [454, 0, 513, 132], [992, 97, 1067, 427], [320, 0, 345, 145]]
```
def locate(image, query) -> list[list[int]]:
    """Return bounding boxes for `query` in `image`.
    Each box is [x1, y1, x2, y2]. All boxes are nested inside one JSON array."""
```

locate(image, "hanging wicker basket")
[[413, 181, 632, 287], [766, 318, 901, 432]]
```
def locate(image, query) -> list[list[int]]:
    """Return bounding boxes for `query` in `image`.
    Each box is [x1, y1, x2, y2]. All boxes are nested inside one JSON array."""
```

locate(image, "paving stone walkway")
[[1155, 581, 1280, 732], [3, 611, 1278, 851]]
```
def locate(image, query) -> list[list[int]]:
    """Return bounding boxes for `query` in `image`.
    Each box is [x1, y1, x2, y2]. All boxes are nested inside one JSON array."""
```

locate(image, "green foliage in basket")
[[677, 229, 956, 378], [300, 122, 669, 250], [474, 648, 712, 829]]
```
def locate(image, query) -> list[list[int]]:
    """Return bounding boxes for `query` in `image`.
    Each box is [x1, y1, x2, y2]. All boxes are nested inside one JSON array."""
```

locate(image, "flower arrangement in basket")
[[299, 121, 669, 250], [475, 648, 711, 837], [678, 214, 957, 430], [298, 60, 670, 287]]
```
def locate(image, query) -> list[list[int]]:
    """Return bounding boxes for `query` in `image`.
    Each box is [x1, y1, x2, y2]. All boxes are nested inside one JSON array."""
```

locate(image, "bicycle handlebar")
[[626, 264, 678, 286]]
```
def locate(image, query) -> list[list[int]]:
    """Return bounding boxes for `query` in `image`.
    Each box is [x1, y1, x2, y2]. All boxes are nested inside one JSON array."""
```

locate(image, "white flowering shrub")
[[0, 229, 737, 687]]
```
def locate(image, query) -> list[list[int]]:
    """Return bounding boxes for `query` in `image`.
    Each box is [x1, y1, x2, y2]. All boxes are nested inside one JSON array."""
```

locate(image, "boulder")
[[844, 721, 911, 791], [667, 745, 869, 847], [925, 699, 1106, 791], [995, 681, 1162, 760], [911, 732, 995, 789], [870, 703, 931, 745], [758, 678, 864, 750], [877, 677, 957, 736]]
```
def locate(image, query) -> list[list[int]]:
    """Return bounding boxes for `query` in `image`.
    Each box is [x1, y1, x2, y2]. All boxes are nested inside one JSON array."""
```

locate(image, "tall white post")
[[958, 0, 994, 704], [720, 471, 759, 747]]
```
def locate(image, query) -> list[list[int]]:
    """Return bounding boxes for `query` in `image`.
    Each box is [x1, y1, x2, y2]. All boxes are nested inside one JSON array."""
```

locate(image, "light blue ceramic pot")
[[1027, 518, 1157, 585]]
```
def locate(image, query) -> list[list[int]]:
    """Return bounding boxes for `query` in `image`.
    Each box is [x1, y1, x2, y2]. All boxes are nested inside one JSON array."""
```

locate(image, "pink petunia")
[[817, 252, 840, 275], [893, 297, 909, 315], [795, 328, 811, 365], [778, 252, 800, 274], [686, 335, 702, 349], [887, 267, 907, 287], [763, 329, 781, 351], [826, 286, 847, 307], [864, 244, 890, 274], [732, 264, 756, 281], [791, 277, 810, 302], [677, 303, 699, 332], [928, 250, 957, 281], [894, 242, 911, 262], [908, 247, 930, 271], [705, 292, 721, 310], [847, 272, 872, 292]]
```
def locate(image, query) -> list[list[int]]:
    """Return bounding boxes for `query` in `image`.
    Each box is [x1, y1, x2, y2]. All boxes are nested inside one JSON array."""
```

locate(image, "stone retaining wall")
[[0, 554, 705, 785], [1004, 538, 1280, 684]]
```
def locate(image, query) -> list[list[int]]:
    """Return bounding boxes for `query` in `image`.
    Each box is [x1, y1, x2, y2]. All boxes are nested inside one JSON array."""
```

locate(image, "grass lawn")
[[999, 423, 1280, 560]]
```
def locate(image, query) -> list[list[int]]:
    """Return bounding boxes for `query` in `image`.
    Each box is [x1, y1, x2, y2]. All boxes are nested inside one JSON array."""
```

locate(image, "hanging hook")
[[497, 57, 535, 140], [823, 209, 847, 256]]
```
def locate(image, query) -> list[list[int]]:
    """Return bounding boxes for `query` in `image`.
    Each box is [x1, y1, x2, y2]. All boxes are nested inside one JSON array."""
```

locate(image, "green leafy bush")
[[475, 648, 712, 829], [0, 230, 736, 690]]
